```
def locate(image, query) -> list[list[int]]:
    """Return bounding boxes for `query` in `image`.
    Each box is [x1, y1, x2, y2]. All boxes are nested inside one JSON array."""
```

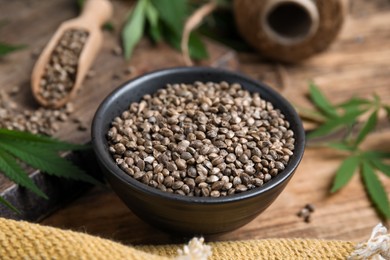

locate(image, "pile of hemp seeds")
[[0, 89, 87, 136], [38, 29, 89, 105], [0, 29, 91, 136], [107, 82, 295, 197]]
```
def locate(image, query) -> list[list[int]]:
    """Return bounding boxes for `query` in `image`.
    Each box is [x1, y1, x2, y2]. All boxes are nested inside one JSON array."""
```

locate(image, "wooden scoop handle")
[[31, 0, 113, 108], [79, 0, 113, 27]]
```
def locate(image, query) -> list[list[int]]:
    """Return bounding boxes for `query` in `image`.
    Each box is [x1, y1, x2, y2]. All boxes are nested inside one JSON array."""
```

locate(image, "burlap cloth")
[[0, 217, 356, 259]]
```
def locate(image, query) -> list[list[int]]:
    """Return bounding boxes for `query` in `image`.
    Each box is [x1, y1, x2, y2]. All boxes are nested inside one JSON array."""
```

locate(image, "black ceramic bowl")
[[92, 67, 305, 235]]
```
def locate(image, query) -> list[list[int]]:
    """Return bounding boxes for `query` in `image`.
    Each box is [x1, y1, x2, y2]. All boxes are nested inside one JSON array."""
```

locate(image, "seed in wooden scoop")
[[38, 29, 89, 106]]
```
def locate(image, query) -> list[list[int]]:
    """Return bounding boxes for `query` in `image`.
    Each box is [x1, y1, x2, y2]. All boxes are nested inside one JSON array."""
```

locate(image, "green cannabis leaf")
[[0, 21, 26, 56], [0, 196, 20, 214], [354, 109, 377, 146], [0, 148, 48, 199], [329, 149, 390, 218], [309, 82, 338, 118], [121, 0, 209, 60], [304, 83, 390, 219], [308, 109, 367, 139], [370, 159, 390, 177], [187, 33, 209, 60], [0, 43, 25, 57], [361, 161, 390, 218], [145, 1, 161, 42], [151, 0, 187, 35], [0, 129, 98, 213], [122, 0, 148, 59], [330, 155, 359, 193]]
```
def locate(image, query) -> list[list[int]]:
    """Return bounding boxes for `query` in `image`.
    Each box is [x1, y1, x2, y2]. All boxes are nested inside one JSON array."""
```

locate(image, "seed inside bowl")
[[107, 81, 295, 197]]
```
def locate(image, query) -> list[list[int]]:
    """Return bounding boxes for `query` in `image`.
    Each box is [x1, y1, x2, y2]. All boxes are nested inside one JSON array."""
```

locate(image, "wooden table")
[[1, 0, 389, 246]]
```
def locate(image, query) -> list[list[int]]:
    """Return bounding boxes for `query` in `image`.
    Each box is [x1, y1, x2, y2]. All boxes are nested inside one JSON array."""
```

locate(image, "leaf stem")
[[181, 1, 217, 65], [294, 104, 327, 123]]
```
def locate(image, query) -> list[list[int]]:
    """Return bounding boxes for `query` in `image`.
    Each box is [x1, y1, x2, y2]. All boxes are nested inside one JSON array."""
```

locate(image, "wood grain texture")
[[1, 0, 389, 245], [41, 130, 390, 245]]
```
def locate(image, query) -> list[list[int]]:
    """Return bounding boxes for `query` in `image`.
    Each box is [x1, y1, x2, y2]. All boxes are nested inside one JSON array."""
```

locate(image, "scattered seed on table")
[[112, 46, 122, 56], [305, 203, 315, 212], [124, 66, 133, 75], [297, 204, 315, 223], [107, 81, 295, 197], [0, 90, 82, 135], [9, 86, 20, 96], [31, 47, 42, 59]]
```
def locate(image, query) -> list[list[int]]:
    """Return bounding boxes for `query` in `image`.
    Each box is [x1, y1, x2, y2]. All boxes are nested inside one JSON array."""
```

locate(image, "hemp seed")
[[38, 29, 89, 106], [107, 82, 295, 197], [0, 90, 81, 136]]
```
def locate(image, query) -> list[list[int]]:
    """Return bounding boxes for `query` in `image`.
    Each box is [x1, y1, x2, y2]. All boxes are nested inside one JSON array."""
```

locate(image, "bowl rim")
[[92, 66, 305, 204]]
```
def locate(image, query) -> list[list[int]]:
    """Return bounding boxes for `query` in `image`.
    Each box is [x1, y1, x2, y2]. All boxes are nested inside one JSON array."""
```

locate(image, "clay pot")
[[234, 0, 348, 62]]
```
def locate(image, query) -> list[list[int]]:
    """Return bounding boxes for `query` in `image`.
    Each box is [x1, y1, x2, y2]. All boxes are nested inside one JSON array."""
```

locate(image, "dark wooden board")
[[0, 150, 101, 221]]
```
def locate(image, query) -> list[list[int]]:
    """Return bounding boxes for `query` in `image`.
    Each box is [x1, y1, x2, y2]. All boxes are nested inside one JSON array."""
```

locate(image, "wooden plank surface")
[[0, 0, 237, 219], [0, 0, 389, 245]]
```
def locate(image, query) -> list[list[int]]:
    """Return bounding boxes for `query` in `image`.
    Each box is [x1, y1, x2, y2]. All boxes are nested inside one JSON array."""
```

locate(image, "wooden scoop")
[[31, 0, 113, 108]]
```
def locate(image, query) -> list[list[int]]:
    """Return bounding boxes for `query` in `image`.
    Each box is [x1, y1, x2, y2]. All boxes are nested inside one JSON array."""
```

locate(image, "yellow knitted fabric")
[[140, 239, 355, 259], [0, 217, 355, 259]]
